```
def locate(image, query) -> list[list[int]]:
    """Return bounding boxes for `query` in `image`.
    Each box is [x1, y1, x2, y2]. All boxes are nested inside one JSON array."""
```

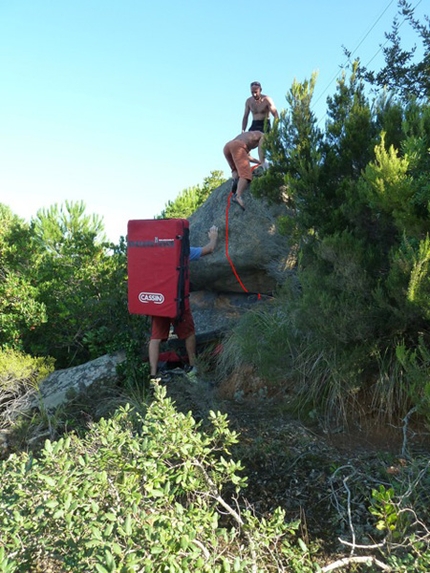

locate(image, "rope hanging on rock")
[[225, 190, 261, 299]]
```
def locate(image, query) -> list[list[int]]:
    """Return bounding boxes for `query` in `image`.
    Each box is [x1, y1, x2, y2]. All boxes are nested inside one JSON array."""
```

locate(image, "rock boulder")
[[188, 180, 294, 294], [30, 352, 126, 412]]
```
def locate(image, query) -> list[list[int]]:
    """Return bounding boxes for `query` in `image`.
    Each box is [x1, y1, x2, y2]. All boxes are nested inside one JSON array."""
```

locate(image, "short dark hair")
[[250, 81, 261, 87]]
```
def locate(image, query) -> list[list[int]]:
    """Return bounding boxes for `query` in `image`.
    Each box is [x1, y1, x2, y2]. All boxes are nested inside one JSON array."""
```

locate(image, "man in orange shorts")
[[149, 225, 218, 380], [223, 131, 265, 210]]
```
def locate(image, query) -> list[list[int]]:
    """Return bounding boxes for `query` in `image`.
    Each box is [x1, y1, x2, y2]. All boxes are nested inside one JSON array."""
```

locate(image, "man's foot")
[[186, 369, 198, 384], [231, 195, 245, 211], [184, 365, 199, 383], [149, 371, 169, 384]]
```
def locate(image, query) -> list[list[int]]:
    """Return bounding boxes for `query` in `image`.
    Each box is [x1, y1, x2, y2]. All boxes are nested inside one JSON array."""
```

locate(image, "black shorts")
[[249, 119, 271, 132]]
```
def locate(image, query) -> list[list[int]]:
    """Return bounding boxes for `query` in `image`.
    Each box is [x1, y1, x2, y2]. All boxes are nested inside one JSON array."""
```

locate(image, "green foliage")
[[0, 200, 149, 368], [160, 171, 226, 219], [217, 297, 299, 385], [328, 457, 430, 571], [0, 205, 47, 350], [0, 388, 314, 572], [0, 546, 17, 573], [369, 485, 401, 535], [368, 456, 430, 546], [252, 72, 323, 208], [31, 200, 106, 248], [406, 236, 430, 318], [0, 348, 54, 387], [221, 25, 430, 425], [115, 335, 152, 409], [0, 349, 55, 431], [27, 204, 145, 367], [357, 0, 430, 101], [217, 288, 374, 422], [395, 338, 430, 426], [358, 132, 429, 237]]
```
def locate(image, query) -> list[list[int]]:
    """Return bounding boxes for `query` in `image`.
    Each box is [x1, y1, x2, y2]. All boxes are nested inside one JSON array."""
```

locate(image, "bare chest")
[[249, 97, 269, 113]]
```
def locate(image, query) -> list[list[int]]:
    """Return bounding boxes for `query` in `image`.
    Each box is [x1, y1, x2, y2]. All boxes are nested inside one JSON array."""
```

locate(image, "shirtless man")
[[223, 131, 265, 210], [242, 81, 279, 132]]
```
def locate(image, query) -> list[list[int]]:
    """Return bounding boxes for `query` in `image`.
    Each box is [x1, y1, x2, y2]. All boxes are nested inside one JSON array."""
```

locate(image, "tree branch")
[[321, 555, 392, 572]]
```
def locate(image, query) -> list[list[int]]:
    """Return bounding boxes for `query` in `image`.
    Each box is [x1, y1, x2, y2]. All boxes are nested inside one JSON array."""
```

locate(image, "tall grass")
[[216, 291, 426, 427]]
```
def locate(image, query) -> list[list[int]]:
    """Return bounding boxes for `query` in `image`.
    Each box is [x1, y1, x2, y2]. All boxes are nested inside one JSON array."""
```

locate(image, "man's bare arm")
[[257, 136, 265, 164], [200, 225, 218, 256], [242, 99, 251, 132], [267, 96, 279, 120]]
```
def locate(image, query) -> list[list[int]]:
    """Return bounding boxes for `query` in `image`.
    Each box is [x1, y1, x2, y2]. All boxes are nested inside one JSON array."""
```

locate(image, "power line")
[[312, 0, 423, 124], [312, 0, 397, 112], [364, 0, 422, 67], [350, 0, 397, 59]]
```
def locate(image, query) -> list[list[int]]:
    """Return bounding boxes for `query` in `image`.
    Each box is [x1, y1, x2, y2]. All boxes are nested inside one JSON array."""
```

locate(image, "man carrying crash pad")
[[148, 225, 218, 383]]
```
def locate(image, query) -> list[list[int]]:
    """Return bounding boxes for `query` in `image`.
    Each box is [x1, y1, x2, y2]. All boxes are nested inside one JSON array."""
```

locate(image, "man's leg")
[[231, 171, 239, 194], [234, 178, 251, 209], [148, 316, 170, 377], [185, 333, 196, 367], [230, 143, 252, 208], [236, 178, 250, 199], [149, 338, 162, 376], [223, 143, 236, 173], [174, 309, 196, 371]]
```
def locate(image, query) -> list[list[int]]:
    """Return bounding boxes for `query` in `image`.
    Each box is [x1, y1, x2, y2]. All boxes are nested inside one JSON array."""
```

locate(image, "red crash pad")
[[127, 219, 190, 319]]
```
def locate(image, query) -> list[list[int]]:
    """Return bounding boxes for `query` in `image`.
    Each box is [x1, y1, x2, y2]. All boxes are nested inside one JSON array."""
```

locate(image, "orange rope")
[[225, 191, 261, 299]]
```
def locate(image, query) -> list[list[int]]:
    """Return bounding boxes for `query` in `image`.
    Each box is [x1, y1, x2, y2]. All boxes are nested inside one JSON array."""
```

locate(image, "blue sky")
[[1, 0, 427, 243]]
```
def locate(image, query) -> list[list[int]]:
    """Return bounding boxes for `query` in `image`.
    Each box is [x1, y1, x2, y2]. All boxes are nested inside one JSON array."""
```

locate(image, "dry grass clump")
[[216, 363, 286, 401]]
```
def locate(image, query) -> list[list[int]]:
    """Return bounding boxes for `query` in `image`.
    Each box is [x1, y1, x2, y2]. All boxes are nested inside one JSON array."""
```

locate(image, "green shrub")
[[0, 385, 314, 572], [160, 171, 226, 219], [0, 349, 55, 430], [328, 455, 430, 572], [217, 297, 298, 384], [0, 348, 54, 388]]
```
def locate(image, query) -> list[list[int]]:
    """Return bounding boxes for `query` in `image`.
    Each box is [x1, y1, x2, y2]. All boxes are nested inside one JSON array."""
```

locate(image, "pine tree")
[[357, 0, 430, 101]]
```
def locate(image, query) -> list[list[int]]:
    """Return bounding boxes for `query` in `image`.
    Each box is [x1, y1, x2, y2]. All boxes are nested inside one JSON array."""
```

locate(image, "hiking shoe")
[[185, 366, 199, 383], [149, 371, 170, 385], [184, 365, 198, 374]]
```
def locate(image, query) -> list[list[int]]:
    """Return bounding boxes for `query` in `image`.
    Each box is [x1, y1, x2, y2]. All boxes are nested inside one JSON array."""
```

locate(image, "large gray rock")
[[30, 352, 125, 412], [191, 290, 257, 330], [190, 290, 270, 338], [188, 180, 294, 294]]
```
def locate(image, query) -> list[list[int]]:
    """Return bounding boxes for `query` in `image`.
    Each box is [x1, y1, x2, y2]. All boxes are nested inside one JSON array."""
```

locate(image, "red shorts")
[[150, 308, 195, 341]]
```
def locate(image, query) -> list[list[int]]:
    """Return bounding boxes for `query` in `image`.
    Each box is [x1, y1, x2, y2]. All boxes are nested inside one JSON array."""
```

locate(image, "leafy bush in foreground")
[[0, 385, 313, 572], [0, 349, 55, 430]]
